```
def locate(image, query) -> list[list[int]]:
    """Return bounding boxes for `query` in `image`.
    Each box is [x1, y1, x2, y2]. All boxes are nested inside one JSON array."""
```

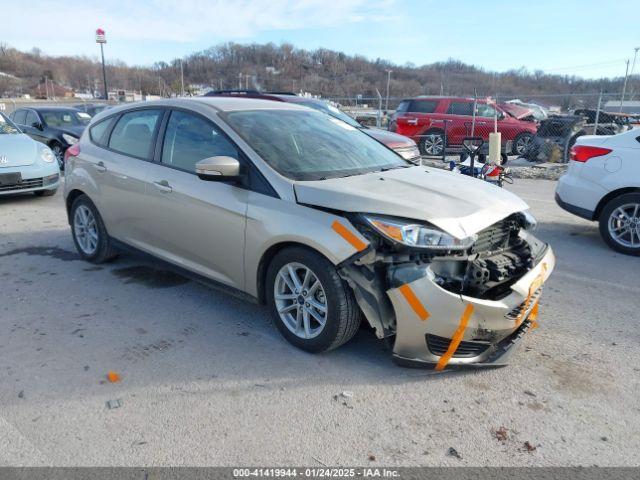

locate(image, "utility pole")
[[385, 69, 392, 112], [179, 59, 185, 97], [95, 29, 108, 100], [620, 59, 630, 112]]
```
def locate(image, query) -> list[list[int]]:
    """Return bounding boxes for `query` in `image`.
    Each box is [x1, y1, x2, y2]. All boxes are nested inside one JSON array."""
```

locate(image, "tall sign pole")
[[96, 28, 108, 100]]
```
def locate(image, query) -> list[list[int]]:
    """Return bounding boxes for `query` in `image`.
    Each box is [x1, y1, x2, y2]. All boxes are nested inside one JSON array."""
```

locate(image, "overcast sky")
[[4, 0, 638, 79]]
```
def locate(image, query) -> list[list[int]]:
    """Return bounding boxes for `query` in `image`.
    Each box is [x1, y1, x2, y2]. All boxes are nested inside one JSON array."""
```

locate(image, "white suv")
[[556, 128, 640, 255]]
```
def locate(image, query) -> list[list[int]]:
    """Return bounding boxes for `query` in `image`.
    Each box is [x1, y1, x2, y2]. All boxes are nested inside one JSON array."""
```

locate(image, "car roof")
[[404, 96, 475, 102], [27, 106, 83, 112]]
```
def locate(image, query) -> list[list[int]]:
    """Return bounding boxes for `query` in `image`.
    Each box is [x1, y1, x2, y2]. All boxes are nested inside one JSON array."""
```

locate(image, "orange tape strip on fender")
[[398, 284, 430, 321], [529, 302, 540, 330], [435, 304, 475, 371], [331, 221, 367, 252]]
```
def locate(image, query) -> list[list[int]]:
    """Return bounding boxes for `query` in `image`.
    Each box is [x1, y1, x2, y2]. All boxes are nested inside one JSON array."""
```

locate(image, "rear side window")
[[161, 110, 238, 173], [447, 101, 473, 116], [11, 110, 26, 125], [89, 117, 114, 147], [109, 109, 162, 159], [25, 111, 38, 126], [408, 100, 438, 113], [396, 101, 410, 113]]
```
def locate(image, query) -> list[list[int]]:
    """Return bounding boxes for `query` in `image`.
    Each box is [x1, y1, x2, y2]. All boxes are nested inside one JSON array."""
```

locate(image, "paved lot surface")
[[0, 179, 638, 467]]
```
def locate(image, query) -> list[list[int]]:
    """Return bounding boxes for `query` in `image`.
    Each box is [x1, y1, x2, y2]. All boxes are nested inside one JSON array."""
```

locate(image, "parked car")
[[64, 98, 554, 368], [573, 109, 632, 136], [524, 115, 586, 163], [73, 103, 112, 117], [0, 112, 60, 196], [205, 90, 421, 162], [505, 99, 548, 121], [9, 106, 91, 168], [390, 96, 538, 157], [556, 128, 640, 255]]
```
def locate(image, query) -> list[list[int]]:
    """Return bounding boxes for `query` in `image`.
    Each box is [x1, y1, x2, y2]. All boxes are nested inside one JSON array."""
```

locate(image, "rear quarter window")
[[89, 117, 114, 147], [447, 101, 474, 116], [408, 100, 438, 113]]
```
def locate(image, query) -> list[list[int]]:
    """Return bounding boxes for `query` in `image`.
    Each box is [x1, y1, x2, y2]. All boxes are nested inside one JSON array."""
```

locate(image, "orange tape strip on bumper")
[[435, 304, 475, 371], [398, 284, 430, 321], [331, 221, 367, 252], [529, 302, 540, 329], [514, 263, 547, 327]]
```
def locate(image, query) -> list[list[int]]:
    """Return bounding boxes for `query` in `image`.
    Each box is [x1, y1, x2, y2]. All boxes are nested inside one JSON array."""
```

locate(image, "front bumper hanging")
[[386, 246, 555, 369]]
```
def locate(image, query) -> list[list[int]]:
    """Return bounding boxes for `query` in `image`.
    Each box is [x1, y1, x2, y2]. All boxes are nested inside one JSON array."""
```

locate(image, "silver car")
[[64, 98, 554, 369], [0, 112, 60, 196]]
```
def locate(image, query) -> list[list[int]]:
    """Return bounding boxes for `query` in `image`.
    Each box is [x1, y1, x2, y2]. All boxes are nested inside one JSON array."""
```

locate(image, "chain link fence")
[[329, 92, 640, 164]]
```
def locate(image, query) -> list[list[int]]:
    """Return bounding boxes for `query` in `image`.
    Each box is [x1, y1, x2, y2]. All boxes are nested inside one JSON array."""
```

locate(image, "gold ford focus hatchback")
[[64, 98, 554, 369]]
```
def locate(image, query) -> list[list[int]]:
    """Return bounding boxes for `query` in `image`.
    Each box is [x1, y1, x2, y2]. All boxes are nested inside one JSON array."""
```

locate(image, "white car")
[[0, 112, 60, 196], [556, 128, 640, 255]]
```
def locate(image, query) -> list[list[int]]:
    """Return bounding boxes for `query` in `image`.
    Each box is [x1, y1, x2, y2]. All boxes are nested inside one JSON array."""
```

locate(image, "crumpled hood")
[[294, 166, 530, 239]]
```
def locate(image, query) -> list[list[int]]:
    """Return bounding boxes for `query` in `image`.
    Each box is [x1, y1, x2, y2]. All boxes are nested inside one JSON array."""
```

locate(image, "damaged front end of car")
[[337, 211, 555, 369]]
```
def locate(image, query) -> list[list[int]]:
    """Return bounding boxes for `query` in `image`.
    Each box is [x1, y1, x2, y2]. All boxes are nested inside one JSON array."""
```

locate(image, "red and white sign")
[[95, 28, 106, 44]]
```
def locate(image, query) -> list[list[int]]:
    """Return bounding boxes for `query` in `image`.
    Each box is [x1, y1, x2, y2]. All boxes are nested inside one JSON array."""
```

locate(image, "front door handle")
[[153, 180, 172, 193], [95, 161, 107, 173]]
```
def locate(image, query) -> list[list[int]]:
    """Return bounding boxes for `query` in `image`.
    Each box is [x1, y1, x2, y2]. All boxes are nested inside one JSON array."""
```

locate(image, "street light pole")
[[620, 59, 630, 112], [385, 69, 392, 112], [96, 28, 108, 100], [180, 59, 185, 97]]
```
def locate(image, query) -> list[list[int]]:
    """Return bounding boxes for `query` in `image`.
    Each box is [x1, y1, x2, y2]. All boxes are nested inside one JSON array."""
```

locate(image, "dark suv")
[[10, 106, 91, 168], [204, 91, 421, 162], [390, 96, 538, 157]]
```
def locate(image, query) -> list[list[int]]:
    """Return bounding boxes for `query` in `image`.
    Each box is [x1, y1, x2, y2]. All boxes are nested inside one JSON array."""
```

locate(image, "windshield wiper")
[[378, 165, 411, 172]]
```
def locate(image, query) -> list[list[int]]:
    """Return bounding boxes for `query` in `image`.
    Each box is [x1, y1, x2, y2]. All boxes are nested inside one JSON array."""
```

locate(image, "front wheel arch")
[[256, 242, 335, 305]]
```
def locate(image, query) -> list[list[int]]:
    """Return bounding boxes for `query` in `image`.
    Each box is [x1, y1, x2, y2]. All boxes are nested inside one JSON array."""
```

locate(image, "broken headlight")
[[363, 214, 477, 251]]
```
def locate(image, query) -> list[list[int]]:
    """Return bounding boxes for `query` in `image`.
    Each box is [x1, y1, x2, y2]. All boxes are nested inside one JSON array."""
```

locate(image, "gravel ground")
[[0, 179, 638, 467]]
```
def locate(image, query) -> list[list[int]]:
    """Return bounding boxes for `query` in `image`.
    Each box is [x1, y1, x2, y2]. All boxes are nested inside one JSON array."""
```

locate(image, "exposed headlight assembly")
[[62, 134, 78, 145], [40, 147, 55, 163], [363, 214, 477, 251]]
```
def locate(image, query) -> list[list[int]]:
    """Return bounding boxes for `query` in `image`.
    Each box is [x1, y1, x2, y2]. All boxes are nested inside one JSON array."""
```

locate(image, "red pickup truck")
[[390, 96, 538, 157]]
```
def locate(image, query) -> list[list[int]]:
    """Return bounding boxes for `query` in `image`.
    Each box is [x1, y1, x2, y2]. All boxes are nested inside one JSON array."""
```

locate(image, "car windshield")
[[41, 110, 91, 127], [0, 113, 21, 134], [298, 100, 362, 128], [224, 109, 408, 181]]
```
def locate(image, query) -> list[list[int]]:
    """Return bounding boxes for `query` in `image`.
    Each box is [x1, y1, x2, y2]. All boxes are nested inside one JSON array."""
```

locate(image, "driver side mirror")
[[31, 121, 43, 130], [195, 156, 240, 181]]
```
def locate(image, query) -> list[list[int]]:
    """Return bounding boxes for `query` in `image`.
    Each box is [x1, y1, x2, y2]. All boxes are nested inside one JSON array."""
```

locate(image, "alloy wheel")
[[274, 262, 328, 339], [515, 135, 532, 155], [422, 134, 444, 156], [73, 205, 99, 255], [608, 203, 640, 248]]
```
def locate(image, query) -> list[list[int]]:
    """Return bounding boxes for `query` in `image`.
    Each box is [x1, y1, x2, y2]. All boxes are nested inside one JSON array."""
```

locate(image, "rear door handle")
[[95, 161, 107, 173], [153, 180, 172, 193]]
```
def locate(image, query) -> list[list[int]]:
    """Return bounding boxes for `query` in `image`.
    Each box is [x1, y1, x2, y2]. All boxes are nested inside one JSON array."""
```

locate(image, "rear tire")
[[419, 129, 445, 156], [598, 193, 640, 256], [70, 194, 118, 263], [265, 247, 361, 353], [34, 188, 57, 197]]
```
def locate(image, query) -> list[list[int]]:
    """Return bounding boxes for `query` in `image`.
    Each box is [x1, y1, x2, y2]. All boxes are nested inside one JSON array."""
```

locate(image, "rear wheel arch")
[[594, 187, 640, 220], [65, 189, 87, 222]]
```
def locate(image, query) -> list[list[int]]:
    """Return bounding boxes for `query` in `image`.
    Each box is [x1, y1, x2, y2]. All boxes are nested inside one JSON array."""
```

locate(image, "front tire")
[[70, 195, 118, 263], [512, 132, 533, 156], [598, 193, 640, 256], [50, 142, 65, 170], [266, 247, 361, 353]]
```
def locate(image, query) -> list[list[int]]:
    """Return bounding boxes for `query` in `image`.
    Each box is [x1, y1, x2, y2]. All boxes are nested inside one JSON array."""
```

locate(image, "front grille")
[[0, 177, 44, 192], [472, 216, 519, 253], [426, 334, 490, 358], [505, 287, 543, 320]]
